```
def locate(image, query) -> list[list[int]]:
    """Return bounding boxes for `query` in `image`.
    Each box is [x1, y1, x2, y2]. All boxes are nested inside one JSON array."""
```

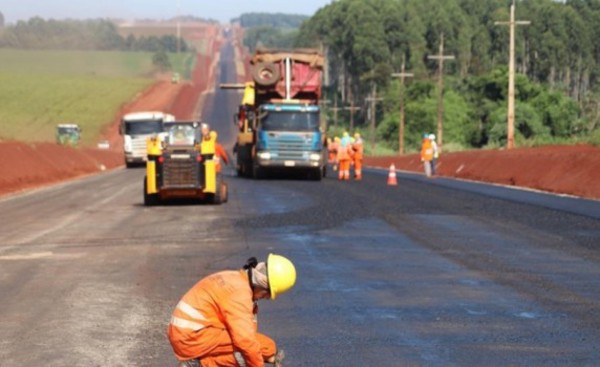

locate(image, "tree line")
[[0, 17, 190, 53], [235, 13, 308, 28], [287, 0, 599, 150]]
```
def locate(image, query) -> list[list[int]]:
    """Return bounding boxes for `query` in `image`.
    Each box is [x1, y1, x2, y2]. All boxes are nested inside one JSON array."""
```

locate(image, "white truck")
[[119, 111, 175, 168]]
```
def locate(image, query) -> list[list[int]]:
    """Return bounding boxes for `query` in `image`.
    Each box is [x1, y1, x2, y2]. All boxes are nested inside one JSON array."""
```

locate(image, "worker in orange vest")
[[168, 254, 296, 367], [337, 138, 352, 180], [420, 133, 434, 177], [330, 137, 340, 171], [351, 133, 364, 180], [210, 131, 230, 173]]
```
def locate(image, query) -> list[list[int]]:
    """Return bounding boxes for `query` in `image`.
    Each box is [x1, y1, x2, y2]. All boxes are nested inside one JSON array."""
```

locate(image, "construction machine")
[[143, 121, 228, 206]]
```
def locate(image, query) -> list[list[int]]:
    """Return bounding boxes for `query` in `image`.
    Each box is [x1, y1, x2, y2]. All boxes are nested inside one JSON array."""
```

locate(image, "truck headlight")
[[309, 153, 321, 161], [257, 151, 271, 160]]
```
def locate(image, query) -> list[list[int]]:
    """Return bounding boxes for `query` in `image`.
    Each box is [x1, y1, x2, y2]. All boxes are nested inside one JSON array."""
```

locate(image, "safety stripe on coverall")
[[177, 300, 207, 321], [170, 316, 205, 331]]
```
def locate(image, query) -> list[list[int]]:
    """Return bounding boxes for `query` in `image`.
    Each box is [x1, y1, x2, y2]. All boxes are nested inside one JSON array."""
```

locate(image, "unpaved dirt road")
[[1, 39, 599, 367]]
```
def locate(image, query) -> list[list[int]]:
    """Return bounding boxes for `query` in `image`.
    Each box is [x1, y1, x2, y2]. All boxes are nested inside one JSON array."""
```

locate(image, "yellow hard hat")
[[267, 253, 296, 300], [210, 131, 218, 140], [343, 131, 349, 137], [354, 132, 360, 138], [334, 137, 340, 142]]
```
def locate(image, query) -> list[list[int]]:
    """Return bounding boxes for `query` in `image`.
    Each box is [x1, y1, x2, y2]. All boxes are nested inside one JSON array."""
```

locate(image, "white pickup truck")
[[119, 111, 175, 168]]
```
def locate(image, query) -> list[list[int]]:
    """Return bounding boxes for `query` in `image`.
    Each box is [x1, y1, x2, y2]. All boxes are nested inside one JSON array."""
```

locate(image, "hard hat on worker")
[[343, 131, 349, 137], [429, 134, 435, 140], [354, 132, 361, 139], [423, 133, 429, 139], [267, 253, 296, 300]]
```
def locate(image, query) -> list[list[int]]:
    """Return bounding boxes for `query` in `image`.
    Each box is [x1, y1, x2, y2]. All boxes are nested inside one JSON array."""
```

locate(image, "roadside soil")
[[364, 144, 600, 200]]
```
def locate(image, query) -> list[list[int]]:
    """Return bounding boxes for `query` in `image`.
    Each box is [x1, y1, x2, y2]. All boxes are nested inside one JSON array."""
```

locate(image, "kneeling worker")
[[168, 254, 296, 367]]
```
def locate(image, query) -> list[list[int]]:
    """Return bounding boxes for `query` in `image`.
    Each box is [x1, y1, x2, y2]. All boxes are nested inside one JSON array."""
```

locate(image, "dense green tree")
[[297, 0, 596, 149], [237, 13, 308, 28]]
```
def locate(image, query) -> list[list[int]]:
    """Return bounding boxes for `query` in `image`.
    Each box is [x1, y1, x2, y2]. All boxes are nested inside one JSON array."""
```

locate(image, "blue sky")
[[0, 0, 333, 24]]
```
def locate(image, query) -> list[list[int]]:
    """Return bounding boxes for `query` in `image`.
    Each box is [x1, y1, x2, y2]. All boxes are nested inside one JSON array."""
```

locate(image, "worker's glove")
[[274, 349, 285, 367]]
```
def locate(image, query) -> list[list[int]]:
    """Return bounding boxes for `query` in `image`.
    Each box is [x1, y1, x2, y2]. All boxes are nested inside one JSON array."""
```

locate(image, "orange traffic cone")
[[387, 164, 397, 186]]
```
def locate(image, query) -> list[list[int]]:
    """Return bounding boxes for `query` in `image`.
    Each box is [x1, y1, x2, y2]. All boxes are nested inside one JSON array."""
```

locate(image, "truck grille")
[[162, 158, 200, 188], [131, 139, 148, 158], [269, 136, 311, 161]]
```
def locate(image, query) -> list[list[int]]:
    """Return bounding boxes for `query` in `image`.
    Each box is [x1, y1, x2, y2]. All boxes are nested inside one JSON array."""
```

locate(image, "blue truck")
[[223, 48, 327, 180]]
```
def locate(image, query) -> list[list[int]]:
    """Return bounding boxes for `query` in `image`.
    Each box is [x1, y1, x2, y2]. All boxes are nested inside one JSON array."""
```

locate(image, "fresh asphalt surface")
[[1, 40, 599, 367]]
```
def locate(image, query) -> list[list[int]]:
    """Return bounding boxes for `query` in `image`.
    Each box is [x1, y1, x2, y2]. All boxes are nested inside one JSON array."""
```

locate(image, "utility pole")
[[329, 95, 343, 134], [495, 0, 530, 149], [343, 100, 361, 132], [427, 32, 454, 148], [391, 58, 414, 155], [176, 0, 181, 53], [319, 99, 331, 133], [365, 84, 384, 154]]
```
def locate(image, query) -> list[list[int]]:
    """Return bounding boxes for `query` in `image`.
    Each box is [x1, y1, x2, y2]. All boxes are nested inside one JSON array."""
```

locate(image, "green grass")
[[168, 52, 196, 80], [0, 49, 197, 145], [0, 49, 158, 77], [0, 72, 152, 145]]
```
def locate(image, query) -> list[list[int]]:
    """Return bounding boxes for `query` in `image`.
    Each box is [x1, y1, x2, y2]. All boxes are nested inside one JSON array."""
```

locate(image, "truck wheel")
[[311, 168, 323, 181], [252, 164, 264, 179], [143, 177, 159, 206], [252, 62, 280, 87]]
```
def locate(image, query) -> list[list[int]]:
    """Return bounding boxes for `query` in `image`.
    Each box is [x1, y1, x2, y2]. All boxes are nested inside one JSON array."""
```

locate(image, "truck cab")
[[253, 103, 325, 179], [120, 111, 175, 168]]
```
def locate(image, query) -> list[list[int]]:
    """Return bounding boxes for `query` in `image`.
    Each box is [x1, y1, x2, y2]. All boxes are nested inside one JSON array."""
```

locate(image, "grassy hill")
[[0, 49, 193, 145]]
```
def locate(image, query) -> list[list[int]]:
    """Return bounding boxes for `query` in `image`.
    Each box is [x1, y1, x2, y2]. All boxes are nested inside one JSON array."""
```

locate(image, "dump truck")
[[56, 124, 81, 146], [222, 48, 327, 180], [143, 120, 228, 205], [120, 111, 175, 168]]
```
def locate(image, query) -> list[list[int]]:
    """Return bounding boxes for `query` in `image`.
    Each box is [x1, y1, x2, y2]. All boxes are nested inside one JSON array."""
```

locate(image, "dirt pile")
[[0, 142, 123, 196], [364, 144, 600, 200]]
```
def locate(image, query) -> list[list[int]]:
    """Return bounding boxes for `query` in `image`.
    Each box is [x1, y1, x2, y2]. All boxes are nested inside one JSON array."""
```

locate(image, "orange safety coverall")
[[420, 138, 433, 162], [215, 143, 230, 172], [351, 140, 364, 180], [337, 144, 351, 180], [168, 270, 277, 367], [420, 138, 433, 177], [327, 140, 338, 164]]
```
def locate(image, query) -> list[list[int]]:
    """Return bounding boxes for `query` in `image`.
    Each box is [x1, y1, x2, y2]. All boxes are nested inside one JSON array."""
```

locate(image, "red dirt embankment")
[[364, 144, 600, 200]]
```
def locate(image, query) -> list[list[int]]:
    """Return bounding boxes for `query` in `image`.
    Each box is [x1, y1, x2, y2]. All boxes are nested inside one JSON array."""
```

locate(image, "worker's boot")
[[177, 359, 200, 367], [274, 349, 285, 367]]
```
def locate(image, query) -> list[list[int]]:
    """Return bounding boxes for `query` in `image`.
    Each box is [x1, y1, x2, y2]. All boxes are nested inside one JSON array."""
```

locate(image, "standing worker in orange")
[[168, 254, 296, 367], [351, 133, 364, 180], [429, 133, 439, 176], [337, 137, 352, 180], [330, 137, 340, 171], [420, 133, 434, 178], [210, 131, 230, 173]]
